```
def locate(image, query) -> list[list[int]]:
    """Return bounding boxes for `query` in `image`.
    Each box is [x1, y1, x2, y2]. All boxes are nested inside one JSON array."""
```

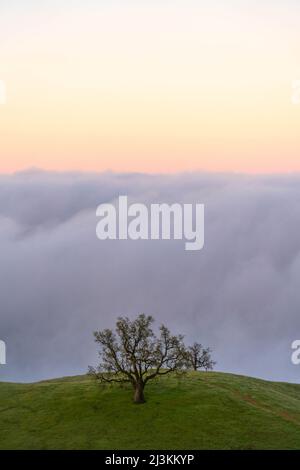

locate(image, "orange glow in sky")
[[0, 1, 300, 174]]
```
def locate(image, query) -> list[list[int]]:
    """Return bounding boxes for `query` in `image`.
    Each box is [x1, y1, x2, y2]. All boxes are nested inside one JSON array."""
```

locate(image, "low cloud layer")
[[0, 169, 300, 383]]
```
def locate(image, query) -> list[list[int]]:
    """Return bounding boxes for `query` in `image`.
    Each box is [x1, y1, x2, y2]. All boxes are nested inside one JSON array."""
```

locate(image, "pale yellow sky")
[[0, 1, 300, 173]]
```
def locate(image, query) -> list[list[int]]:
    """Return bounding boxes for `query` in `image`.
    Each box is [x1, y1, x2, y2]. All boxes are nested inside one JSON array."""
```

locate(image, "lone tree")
[[89, 314, 187, 404], [187, 342, 216, 371]]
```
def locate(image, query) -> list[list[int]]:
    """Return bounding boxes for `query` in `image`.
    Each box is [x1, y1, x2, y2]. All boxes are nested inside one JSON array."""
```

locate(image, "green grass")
[[1, 371, 300, 449]]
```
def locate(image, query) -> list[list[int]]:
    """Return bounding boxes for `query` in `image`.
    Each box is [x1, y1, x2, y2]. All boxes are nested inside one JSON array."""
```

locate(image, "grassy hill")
[[1, 371, 300, 449]]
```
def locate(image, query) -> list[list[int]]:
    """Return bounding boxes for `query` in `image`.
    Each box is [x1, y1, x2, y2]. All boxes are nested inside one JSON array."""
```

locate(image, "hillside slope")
[[1, 372, 300, 449]]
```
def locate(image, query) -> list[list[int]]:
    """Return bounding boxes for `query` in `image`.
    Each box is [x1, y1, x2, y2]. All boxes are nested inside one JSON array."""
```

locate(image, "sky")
[[0, 2, 300, 384], [0, 0, 300, 173]]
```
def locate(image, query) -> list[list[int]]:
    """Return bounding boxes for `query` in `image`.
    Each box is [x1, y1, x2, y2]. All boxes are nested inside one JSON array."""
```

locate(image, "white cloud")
[[0, 170, 299, 383]]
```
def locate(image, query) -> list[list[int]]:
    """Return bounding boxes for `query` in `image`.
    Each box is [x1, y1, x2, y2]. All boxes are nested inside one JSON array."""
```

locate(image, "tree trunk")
[[133, 382, 145, 404]]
